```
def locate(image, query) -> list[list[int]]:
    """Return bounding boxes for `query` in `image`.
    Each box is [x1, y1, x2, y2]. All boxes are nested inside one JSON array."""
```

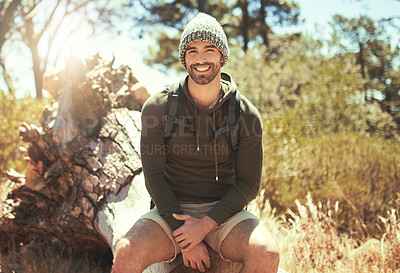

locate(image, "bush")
[[0, 92, 49, 173], [260, 131, 400, 240]]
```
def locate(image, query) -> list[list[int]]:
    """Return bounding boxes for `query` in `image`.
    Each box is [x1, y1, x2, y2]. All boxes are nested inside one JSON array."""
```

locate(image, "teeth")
[[196, 67, 209, 71]]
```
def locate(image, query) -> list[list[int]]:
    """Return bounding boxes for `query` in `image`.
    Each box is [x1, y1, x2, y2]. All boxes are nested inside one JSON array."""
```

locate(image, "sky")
[[3, 0, 400, 98]]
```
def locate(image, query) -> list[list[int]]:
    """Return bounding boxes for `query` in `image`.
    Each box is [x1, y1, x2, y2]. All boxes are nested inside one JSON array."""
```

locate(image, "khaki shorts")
[[139, 201, 259, 262]]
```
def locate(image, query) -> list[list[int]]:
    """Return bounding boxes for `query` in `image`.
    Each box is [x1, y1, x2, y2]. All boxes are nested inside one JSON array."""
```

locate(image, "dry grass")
[[270, 194, 400, 273], [0, 242, 112, 273]]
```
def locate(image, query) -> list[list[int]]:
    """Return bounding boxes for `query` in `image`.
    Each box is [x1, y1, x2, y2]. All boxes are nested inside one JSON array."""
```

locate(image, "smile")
[[194, 66, 211, 72]]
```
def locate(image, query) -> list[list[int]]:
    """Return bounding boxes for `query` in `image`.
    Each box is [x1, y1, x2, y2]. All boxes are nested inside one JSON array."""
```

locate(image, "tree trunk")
[[259, 0, 270, 49], [239, 0, 250, 52], [31, 42, 44, 98], [197, 0, 209, 14], [358, 41, 366, 80], [0, 0, 22, 50]]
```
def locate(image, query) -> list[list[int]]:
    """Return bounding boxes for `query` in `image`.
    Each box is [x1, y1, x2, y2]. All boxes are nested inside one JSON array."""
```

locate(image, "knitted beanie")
[[179, 13, 229, 69]]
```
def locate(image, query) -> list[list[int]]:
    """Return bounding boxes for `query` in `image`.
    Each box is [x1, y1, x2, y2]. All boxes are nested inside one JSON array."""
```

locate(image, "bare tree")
[[0, 0, 22, 94], [2, 0, 125, 98]]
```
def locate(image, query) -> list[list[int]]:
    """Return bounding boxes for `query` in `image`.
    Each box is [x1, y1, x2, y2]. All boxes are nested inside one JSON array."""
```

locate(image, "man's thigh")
[[114, 219, 175, 269], [219, 219, 279, 263]]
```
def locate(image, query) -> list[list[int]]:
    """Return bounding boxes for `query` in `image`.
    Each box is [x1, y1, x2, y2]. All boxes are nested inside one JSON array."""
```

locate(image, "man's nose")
[[195, 51, 207, 63]]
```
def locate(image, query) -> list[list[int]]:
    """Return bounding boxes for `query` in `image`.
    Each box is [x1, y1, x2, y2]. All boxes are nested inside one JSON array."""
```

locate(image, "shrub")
[[260, 131, 400, 240], [0, 92, 49, 173]]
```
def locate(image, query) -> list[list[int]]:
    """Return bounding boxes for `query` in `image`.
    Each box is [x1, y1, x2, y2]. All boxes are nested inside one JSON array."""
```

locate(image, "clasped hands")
[[172, 213, 217, 272]]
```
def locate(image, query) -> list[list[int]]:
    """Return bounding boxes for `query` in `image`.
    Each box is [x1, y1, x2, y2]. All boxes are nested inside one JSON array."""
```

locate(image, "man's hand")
[[172, 214, 217, 251], [181, 241, 211, 272]]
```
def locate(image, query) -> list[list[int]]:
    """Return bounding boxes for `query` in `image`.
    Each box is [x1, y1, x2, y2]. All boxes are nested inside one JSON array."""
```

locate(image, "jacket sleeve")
[[140, 92, 184, 230], [206, 98, 263, 225]]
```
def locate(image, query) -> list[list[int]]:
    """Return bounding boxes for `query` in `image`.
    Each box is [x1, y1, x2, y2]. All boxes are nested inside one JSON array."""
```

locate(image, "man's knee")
[[222, 219, 279, 265], [112, 237, 142, 273], [251, 221, 279, 252], [112, 218, 175, 272], [113, 236, 138, 263], [112, 219, 156, 272], [246, 220, 280, 267]]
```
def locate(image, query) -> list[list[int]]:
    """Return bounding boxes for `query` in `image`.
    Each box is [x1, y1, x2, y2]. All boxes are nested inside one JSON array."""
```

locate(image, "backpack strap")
[[150, 83, 194, 210], [228, 90, 241, 152], [162, 83, 195, 143], [209, 90, 241, 152]]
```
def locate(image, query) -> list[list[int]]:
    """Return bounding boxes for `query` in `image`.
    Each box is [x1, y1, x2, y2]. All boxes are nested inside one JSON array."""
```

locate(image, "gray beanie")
[[179, 13, 229, 69]]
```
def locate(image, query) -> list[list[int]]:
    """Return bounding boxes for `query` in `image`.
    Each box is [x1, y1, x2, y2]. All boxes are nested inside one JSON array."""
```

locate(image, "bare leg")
[[112, 219, 175, 273], [220, 219, 280, 273]]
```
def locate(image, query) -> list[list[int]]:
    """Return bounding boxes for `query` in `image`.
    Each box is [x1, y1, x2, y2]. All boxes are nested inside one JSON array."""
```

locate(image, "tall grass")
[[0, 241, 112, 273], [260, 127, 400, 241], [275, 194, 400, 273]]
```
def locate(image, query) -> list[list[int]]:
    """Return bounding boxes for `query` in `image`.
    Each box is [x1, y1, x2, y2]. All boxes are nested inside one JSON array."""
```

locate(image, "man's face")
[[185, 41, 222, 85]]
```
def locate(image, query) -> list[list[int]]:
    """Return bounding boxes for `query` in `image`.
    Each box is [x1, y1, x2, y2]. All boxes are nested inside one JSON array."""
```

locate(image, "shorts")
[[139, 201, 259, 262]]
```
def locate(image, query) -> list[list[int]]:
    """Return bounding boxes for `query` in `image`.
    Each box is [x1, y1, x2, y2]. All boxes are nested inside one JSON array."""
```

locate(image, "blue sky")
[[4, 0, 400, 97]]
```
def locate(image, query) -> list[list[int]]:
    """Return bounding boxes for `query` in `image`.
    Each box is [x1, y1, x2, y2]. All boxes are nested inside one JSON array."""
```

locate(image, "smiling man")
[[112, 13, 280, 273]]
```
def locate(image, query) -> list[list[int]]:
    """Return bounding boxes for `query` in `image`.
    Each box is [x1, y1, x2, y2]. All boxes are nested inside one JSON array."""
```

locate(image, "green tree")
[[330, 15, 400, 123], [132, 0, 300, 69]]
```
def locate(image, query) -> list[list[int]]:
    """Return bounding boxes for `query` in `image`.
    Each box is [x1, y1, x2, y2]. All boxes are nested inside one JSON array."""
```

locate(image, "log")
[[0, 55, 285, 273], [0, 55, 150, 253]]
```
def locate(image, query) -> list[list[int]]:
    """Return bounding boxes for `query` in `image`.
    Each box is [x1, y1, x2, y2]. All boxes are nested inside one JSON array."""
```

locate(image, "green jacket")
[[140, 72, 263, 230]]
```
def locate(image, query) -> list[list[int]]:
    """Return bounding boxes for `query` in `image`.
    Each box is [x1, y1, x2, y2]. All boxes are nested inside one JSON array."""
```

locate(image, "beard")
[[187, 61, 221, 85]]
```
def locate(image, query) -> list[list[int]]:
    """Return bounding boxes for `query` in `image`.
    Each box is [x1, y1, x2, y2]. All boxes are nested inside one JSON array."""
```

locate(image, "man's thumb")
[[173, 213, 189, 220]]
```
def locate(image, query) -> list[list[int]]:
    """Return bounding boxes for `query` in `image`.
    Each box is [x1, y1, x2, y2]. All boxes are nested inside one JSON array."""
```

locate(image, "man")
[[112, 13, 279, 273]]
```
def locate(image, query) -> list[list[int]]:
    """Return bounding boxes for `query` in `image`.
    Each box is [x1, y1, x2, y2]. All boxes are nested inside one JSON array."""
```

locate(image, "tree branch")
[[0, 0, 22, 49]]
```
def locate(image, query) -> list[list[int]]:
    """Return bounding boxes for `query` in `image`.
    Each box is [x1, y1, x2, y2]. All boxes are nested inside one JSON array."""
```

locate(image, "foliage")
[[330, 15, 400, 126], [0, 92, 48, 173], [132, 0, 300, 69], [226, 36, 399, 138]]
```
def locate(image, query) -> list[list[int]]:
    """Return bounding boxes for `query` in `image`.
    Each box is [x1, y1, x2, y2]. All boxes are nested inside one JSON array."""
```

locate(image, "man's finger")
[[173, 213, 190, 221], [172, 226, 184, 237], [174, 234, 184, 243], [204, 257, 211, 268], [183, 257, 190, 267], [181, 242, 195, 252], [197, 261, 205, 272]]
